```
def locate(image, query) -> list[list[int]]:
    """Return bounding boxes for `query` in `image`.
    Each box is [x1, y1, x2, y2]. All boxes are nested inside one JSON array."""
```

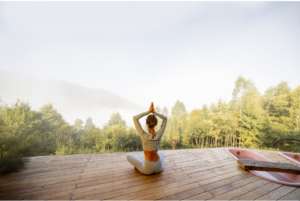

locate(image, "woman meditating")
[[127, 102, 167, 175]]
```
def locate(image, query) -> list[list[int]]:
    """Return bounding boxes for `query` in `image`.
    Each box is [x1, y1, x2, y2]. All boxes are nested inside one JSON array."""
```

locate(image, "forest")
[[1, 76, 300, 176]]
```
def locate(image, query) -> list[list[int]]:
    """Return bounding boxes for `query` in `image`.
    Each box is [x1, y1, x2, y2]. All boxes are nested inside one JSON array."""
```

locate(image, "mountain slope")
[[0, 71, 146, 127]]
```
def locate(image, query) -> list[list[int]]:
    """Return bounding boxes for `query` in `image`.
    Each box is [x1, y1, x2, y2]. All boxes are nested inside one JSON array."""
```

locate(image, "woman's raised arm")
[[133, 111, 149, 137], [153, 112, 167, 136]]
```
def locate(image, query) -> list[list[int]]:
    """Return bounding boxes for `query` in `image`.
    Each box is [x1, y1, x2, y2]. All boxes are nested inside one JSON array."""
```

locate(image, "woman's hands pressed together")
[[149, 102, 155, 113]]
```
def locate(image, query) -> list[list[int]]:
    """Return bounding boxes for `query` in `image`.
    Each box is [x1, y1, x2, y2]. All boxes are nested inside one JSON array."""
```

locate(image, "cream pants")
[[127, 152, 164, 175]]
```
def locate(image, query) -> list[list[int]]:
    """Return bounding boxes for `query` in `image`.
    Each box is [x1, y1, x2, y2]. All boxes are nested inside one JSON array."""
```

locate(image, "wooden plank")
[[0, 185, 76, 200], [114, 176, 188, 200], [201, 172, 252, 192], [208, 175, 260, 197], [72, 159, 236, 199], [76, 177, 115, 189], [70, 186, 114, 200], [178, 161, 236, 176], [49, 195, 71, 200], [183, 191, 214, 200], [4, 168, 83, 182], [166, 186, 205, 200], [234, 181, 281, 200], [3, 171, 81, 185], [198, 171, 246, 187], [70, 181, 113, 196], [133, 190, 166, 200], [80, 191, 114, 200], [112, 183, 172, 200], [79, 177, 179, 200], [278, 188, 300, 200], [0, 176, 80, 194], [172, 158, 231, 171], [1, 148, 299, 200], [237, 160, 300, 174], [163, 182, 201, 198], [209, 179, 270, 200], [8, 163, 86, 176], [117, 183, 204, 200], [256, 185, 297, 200], [110, 177, 187, 200], [112, 164, 238, 200], [1, 167, 84, 182], [22, 189, 73, 200], [113, 174, 173, 192]]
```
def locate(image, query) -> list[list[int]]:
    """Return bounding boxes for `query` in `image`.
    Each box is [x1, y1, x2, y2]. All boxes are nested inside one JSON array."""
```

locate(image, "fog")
[[0, 71, 146, 128], [1, 1, 300, 126]]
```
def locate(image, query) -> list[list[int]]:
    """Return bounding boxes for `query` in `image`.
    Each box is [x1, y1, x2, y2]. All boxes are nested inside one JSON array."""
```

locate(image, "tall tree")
[[155, 106, 161, 113], [39, 103, 66, 148], [103, 112, 127, 130], [84, 117, 94, 131], [0, 100, 43, 175], [154, 105, 163, 131], [73, 119, 84, 131], [40, 103, 65, 130], [290, 86, 300, 131], [185, 109, 206, 148], [172, 100, 187, 117], [263, 82, 291, 118], [210, 103, 218, 113], [262, 82, 294, 148], [231, 76, 265, 148], [1, 100, 43, 138], [126, 127, 142, 151], [162, 107, 169, 117], [202, 104, 210, 120], [169, 116, 180, 149], [111, 125, 127, 152]]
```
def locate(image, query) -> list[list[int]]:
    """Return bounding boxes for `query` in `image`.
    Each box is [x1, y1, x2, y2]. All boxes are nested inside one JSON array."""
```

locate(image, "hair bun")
[[146, 115, 158, 128]]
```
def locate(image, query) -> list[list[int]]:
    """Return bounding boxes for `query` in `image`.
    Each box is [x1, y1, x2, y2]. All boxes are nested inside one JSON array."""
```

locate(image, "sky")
[[1, 1, 300, 116]]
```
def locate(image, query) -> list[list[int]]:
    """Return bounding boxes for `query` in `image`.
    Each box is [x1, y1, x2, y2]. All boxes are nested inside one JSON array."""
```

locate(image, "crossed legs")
[[127, 152, 164, 175]]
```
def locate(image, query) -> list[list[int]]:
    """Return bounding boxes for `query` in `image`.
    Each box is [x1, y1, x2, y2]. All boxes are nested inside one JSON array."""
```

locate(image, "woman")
[[127, 102, 167, 175]]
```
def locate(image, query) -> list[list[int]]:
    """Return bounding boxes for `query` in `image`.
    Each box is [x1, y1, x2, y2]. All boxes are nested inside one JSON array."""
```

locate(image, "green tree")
[[202, 104, 210, 120], [261, 82, 294, 148], [231, 76, 265, 148], [103, 112, 127, 130], [79, 125, 101, 151], [73, 119, 84, 131], [162, 107, 169, 117], [185, 109, 206, 148], [125, 127, 142, 151], [290, 86, 300, 131], [153, 105, 163, 131], [84, 117, 94, 131], [210, 103, 218, 113], [39, 103, 65, 154], [169, 116, 180, 148], [40, 103, 65, 130], [0, 100, 42, 175], [110, 125, 127, 152], [202, 119, 214, 148], [155, 106, 161, 113], [172, 100, 187, 117]]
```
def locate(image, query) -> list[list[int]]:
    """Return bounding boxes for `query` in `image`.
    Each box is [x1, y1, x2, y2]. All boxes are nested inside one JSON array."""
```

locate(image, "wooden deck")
[[0, 148, 300, 200]]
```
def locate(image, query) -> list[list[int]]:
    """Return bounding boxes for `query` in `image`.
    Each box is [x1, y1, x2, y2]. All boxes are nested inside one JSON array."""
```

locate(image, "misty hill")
[[0, 71, 146, 127]]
